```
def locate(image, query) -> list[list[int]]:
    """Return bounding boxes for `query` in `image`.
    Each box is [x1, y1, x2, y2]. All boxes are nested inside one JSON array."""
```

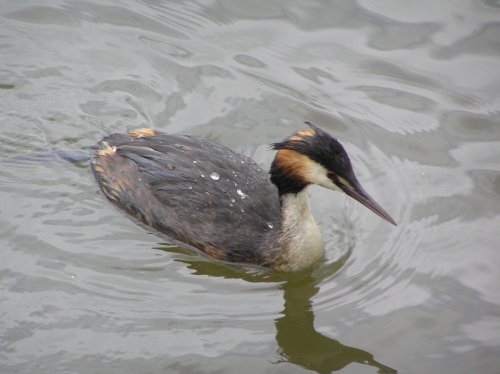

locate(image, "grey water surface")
[[1, 1, 500, 373]]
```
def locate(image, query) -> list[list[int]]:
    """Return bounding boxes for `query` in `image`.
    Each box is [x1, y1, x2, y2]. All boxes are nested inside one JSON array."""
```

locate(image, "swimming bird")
[[91, 123, 396, 271]]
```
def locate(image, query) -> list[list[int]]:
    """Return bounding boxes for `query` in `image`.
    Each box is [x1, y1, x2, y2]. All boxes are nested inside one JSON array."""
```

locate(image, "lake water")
[[1, 1, 500, 373]]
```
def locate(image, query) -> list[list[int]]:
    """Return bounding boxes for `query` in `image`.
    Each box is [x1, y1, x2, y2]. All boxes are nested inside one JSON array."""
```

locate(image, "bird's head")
[[270, 122, 396, 225]]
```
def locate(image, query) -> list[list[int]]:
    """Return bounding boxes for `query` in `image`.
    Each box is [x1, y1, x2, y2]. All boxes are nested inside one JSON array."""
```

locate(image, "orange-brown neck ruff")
[[270, 151, 308, 196], [270, 128, 318, 196]]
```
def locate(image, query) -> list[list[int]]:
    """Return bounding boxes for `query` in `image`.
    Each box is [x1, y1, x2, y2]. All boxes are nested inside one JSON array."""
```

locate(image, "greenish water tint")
[[170, 249, 397, 372], [1, 1, 500, 373]]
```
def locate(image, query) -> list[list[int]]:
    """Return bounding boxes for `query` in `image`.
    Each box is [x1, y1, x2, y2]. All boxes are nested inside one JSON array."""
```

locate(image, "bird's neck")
[[269, 156, 308, 196], [271, 188, 324, 271]]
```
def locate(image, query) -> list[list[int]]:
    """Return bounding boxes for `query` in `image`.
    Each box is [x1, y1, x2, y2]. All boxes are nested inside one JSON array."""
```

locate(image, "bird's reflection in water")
[[276, 273, 397, 373], [168, 248, 397, 374]]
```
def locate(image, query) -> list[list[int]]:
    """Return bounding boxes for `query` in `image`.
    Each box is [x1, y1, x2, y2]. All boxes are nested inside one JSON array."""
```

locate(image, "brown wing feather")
[[91, 132, 280, 264]]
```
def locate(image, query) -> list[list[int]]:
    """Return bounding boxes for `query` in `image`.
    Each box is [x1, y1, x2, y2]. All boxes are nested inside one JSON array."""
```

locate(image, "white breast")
[[275, 189, 324, 271]]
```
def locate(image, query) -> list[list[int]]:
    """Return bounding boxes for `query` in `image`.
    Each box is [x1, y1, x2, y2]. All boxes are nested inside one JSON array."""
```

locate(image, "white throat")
[[275, 188, 324, 271]]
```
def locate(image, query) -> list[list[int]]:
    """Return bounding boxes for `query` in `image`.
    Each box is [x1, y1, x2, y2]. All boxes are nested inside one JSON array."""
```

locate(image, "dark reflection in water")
[[276, 274, 397, 374], [2, 0, 499, 372], [175, 252, 397, 373]]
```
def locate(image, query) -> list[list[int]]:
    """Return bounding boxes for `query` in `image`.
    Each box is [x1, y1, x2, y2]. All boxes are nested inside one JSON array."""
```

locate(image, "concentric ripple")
[[1, 1, 500, 374]]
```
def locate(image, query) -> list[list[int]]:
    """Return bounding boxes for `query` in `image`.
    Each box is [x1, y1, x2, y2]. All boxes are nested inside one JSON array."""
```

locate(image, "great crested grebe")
[[91, 122, 396, 271]]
